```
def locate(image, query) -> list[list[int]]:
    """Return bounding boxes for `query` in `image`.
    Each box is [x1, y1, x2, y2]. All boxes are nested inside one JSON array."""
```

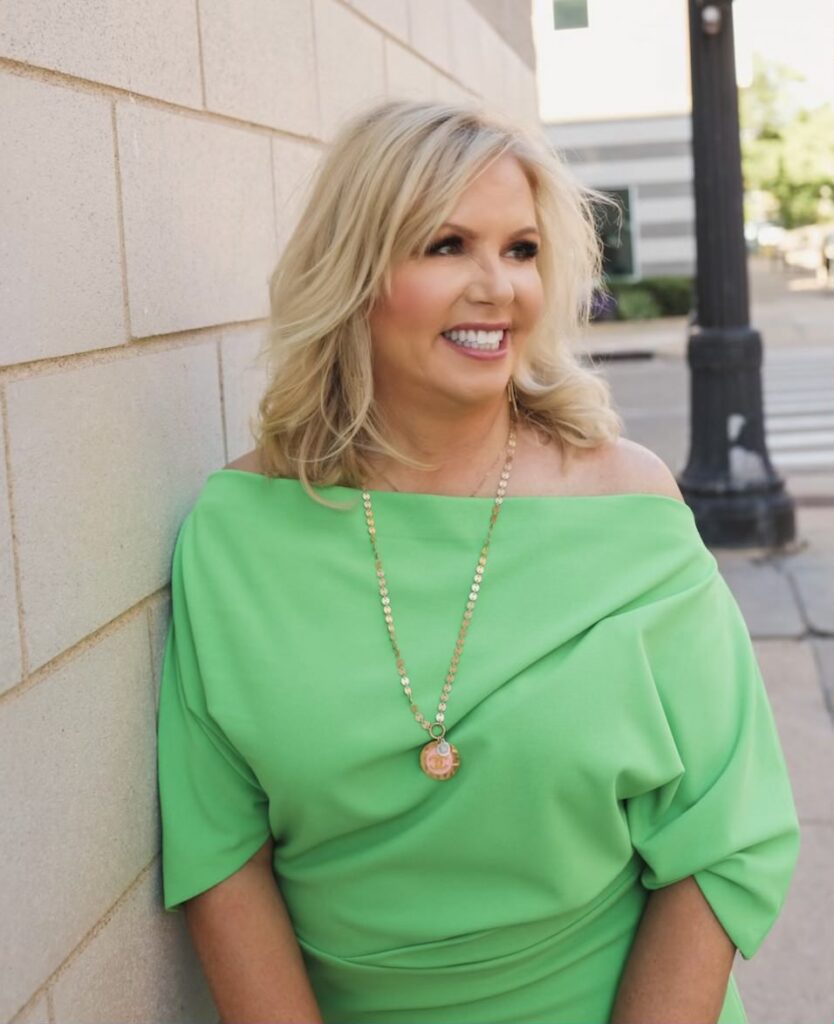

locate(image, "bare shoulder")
[[515, 425, 684, 501], [224, 448, 267, 475], [592, 436, 685, 501]]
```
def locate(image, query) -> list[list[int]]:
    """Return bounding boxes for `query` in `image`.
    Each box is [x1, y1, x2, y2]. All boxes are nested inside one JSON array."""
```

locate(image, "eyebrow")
[[439, 222, 540, 239]]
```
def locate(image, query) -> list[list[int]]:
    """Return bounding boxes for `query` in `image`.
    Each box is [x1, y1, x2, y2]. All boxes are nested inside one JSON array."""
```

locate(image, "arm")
[[610, 876, 737, 1024], [184, 837, 324, 1024]]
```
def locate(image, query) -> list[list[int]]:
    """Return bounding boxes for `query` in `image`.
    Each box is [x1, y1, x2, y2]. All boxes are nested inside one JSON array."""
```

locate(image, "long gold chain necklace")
[[360, 415, 518, 780]]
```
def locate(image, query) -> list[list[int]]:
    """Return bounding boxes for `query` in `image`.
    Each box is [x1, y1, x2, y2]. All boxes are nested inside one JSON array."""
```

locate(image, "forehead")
[[447, 154, 536, 225]]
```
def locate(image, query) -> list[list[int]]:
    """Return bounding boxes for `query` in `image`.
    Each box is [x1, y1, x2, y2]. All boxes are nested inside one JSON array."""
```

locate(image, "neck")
[[368, 392, 513, 495]]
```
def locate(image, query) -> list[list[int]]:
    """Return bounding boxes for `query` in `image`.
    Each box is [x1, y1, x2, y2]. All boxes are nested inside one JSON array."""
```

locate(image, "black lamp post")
[[680, 0, 796, 546]]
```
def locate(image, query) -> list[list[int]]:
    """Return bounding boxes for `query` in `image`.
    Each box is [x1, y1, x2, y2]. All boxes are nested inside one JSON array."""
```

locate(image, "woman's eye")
[[425, 236, 539, 260]]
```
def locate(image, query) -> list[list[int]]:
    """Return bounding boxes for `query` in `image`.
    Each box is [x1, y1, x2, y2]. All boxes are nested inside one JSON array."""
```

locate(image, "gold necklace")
[[360, 415, 518, 780], [376, 442, 504, 498]]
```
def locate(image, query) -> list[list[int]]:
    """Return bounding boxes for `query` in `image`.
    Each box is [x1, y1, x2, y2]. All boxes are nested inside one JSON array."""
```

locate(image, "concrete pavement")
[[581, 256, 834, 1023]]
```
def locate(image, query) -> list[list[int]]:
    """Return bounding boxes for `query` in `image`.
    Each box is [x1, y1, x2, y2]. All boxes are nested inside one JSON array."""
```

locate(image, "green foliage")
[[602, 276, 694, 320], [739, 54, 834, 229], [612, 288, 661, 321], [637, 276, 694, 316]]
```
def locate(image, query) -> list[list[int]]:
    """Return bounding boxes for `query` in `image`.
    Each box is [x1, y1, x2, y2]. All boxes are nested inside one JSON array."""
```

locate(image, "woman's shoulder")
[[223, 447, 270, 476], [583, 436, 686, 502], [524, 426, 685, 502], [217, 438, 686, 504]]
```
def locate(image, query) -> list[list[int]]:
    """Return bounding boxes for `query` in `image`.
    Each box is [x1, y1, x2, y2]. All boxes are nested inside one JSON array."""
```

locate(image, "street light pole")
[[681, 0, 795, 546]]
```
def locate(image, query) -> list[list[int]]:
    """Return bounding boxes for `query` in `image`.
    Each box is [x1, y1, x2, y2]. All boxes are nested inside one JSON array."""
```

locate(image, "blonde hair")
[[252, 98, 623, 510]]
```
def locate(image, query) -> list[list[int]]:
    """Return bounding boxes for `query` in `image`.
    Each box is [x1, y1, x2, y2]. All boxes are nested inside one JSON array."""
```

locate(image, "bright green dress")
[[156, 470, 800, 1024]]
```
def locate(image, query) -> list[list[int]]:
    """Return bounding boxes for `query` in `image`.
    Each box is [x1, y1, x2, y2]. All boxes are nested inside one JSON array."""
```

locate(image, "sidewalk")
[[582, 257, 834, 1023]]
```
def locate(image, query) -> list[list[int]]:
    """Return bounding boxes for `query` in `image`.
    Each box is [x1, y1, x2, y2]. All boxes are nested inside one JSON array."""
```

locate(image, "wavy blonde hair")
[[252, 98, 623, 510]]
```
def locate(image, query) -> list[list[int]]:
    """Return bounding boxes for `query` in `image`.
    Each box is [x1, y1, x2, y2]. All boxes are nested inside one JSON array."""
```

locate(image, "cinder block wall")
[[0, 2, 537, 1021]]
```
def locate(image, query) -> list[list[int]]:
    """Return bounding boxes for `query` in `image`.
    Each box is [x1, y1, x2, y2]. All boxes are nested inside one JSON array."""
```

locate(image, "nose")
[[464, 251, 515, 307]]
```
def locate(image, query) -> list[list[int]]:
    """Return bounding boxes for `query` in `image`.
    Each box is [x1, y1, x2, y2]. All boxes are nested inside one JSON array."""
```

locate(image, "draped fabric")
[[157, 472, 800, 1024]]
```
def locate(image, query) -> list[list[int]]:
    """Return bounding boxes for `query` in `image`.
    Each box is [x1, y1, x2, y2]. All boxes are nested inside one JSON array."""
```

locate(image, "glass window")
[[594, 188, 634, 278], [553, 0, 589, 30]]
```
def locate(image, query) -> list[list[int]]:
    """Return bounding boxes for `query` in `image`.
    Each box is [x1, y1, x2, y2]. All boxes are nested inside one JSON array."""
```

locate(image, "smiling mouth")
[[440, 329, 510, 352], [439, 328, 511, 359]]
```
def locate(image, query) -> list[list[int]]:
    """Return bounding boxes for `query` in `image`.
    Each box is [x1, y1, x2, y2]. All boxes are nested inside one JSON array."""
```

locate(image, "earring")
[[507, 378, 520, 419]]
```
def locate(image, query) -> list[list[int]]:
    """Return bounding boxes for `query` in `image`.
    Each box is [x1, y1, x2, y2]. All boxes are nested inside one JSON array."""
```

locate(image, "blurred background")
[[537, 0, 833, 313], [1, 2, 831, 1022]]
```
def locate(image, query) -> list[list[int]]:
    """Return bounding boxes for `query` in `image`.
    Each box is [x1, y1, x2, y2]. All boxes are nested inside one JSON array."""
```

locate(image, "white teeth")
[[442, 328, 505, 350]]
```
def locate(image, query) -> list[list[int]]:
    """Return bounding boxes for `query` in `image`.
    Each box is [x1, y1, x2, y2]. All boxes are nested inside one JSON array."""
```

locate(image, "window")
[[595, 188, 635, 278], [553, 0, 588, 30]]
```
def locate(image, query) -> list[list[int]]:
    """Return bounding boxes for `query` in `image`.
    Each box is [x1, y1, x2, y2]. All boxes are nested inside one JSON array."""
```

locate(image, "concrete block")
[[0, 0, 201, 106], [0, 74, 126, 366], [432, 71, 477, 106], [51, 865, 216, 1024], [476, 19, 512, 117], [220, 325, 271, 461], [313, 0, 386, 143], [505, 51, 540, 128], [271, 135, 322, 253], [385, 38, 435, 103], [734, 823, 834, 1024], [199, 0, 319, 136], [116, 102, 274, 338], [344, 0, 409, 44], [754, 638, 834, 826], [407, 0, 452, 73], [448, 1, 489, 94], [790, 564, 833, 634], [811, 637, 833, 720], [10, 992, 49, 1024], [0, 435, 22, 696], [718, 563, 805, 639], [6, 344, 223, 670], [785, 503, 834, 570], [0, 617, 157, 1022], [147, 594, 171, 712]]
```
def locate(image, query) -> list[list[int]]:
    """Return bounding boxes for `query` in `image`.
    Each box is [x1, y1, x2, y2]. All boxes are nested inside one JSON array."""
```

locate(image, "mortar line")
[[0, 386, 29, 684], [110, 98, 133, 342]]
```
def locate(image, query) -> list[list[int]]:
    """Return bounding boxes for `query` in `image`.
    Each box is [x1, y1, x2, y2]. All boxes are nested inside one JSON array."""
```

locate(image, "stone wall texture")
[[0, 2, 537, 1020]]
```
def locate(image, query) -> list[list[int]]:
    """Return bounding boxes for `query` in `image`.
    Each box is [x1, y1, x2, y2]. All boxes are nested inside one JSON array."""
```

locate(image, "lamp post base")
[[678, 324, 797, 548]]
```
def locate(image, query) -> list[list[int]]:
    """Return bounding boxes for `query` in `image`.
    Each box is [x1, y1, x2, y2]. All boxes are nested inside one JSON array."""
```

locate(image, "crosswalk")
[[763, 347, 834, 472]]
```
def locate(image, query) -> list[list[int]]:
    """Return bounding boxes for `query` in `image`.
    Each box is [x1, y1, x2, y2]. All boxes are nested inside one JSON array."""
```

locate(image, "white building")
[[533, 0, 695, 280]]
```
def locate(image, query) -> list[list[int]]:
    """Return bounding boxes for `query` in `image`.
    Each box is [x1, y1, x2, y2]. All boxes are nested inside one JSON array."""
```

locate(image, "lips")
[[440, 329, 510, 360]]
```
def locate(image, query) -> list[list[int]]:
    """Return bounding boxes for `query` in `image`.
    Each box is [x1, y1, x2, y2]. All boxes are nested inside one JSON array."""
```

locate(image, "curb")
[[581, 348, 656, 362]]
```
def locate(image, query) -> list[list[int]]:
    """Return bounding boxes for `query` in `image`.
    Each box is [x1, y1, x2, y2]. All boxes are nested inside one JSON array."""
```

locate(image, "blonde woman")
[[156, 99, 799, 1024]]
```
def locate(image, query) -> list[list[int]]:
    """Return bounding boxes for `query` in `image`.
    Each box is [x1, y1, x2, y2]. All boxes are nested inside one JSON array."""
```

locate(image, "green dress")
[[156, 470, 800, 1024]]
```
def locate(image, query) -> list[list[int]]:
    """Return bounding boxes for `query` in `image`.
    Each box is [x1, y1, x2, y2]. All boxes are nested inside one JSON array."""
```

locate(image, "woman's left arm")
[[610, 876, 736, 1024]]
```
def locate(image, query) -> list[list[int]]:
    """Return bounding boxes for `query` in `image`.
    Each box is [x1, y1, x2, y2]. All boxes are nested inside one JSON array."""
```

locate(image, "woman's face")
[[368, 153, 544, 414]]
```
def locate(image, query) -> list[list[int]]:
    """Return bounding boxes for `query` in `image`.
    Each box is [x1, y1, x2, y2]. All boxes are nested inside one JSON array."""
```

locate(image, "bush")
[[639, 275, 694, 316], [599, 275, 694, 320], [614, 287, 661, 320]]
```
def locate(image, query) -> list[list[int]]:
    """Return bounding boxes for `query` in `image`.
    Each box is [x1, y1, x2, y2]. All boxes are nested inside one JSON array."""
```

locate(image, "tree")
[[739, 54, 834, 228]]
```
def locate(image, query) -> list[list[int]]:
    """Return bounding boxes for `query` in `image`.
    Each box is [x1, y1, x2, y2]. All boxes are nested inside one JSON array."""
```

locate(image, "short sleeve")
[[624, 565, 800, 960], [156, 516, 272, 913]]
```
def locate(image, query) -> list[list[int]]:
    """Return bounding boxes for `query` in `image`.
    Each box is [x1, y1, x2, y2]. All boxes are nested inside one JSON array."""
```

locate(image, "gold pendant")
[[419, 737, 460, 780]]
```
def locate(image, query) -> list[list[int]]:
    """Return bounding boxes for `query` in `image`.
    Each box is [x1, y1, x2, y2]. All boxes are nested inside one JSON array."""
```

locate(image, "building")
[[534, 0, 696, 281]]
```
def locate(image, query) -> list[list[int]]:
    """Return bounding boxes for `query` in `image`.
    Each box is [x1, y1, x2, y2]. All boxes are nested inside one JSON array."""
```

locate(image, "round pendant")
[[419, 737, 460, 780]]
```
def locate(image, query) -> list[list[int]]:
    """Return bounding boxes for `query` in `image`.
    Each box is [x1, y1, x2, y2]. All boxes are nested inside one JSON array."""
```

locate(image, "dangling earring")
[[507, 378, 520, 421]]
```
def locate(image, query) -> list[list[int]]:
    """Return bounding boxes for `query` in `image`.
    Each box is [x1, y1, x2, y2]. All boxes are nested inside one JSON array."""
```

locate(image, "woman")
[[156, 99, 800, 1023]]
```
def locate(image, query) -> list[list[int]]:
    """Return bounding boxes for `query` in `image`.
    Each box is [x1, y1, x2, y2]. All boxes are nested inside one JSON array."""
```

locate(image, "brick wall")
[[0, 1, 537, 1020]]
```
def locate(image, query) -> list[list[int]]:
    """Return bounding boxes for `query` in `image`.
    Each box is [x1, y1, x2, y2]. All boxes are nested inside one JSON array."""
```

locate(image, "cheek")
[[524, 268, 544, 308], [386, 271, 446, 328], [370, 269, 448, 357]]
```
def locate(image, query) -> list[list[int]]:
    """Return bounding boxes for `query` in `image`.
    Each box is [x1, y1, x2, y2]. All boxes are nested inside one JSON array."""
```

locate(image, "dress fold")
[[156, 472, 800, 1023]]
